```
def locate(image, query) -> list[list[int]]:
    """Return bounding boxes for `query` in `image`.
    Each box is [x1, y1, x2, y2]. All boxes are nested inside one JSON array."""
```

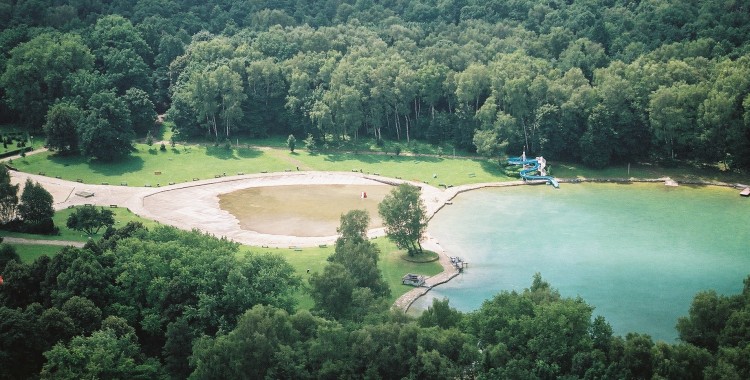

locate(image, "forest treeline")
[[2, 223, 750, 379], [1, 1, 750, 167]]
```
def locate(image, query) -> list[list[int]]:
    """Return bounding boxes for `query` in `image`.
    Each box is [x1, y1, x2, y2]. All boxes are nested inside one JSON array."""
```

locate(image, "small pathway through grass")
[[2, 236, 85, 248]]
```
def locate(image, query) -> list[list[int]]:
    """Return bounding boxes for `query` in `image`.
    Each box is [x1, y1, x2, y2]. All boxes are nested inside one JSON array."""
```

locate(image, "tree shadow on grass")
[[236, 147, 262, 159], [205, 145, 238, 160], [45, 152, 146, 177], [322, 152, 388, 164], [479, 159, 510, 178], [320, 153, 449, 170], [88, 155, 145, 177]]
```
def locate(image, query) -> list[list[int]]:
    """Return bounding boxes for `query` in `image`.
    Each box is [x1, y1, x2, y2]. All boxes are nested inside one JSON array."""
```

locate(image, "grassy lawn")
[[1, 206, 161, 242], [0, 124, 44, 156], [553, 161, 750, 184], [13, 142, 514, 187], [243, 237, 443, 310], [288, 150, 510, 186], [13, 143, 293, 186], [11, 244, 64, 263]]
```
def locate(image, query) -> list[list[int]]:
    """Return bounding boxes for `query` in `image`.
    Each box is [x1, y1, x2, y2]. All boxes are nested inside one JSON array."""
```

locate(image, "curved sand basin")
[[219, 184, 389, 237], [139, 172, 399, 247]]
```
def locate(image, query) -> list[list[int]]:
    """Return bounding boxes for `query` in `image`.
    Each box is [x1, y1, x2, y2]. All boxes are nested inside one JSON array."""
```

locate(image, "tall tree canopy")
[[378, 183, 428, 256]]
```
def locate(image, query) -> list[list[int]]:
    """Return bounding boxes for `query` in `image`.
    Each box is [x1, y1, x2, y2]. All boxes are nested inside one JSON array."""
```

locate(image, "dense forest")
[[1, 0, 750, 167], [2, 222, 750, 379]]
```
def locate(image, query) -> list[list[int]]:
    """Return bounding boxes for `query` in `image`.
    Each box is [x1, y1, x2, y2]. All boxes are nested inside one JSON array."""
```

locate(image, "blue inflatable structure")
[[508, 155, 559, 188]]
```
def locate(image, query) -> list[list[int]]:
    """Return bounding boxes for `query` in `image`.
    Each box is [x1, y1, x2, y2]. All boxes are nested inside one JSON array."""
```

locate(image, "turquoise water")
[[413, 183, 750, 342]]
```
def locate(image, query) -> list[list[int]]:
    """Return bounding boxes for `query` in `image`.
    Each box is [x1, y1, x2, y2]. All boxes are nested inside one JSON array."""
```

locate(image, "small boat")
[[740, 187, 750, 197]]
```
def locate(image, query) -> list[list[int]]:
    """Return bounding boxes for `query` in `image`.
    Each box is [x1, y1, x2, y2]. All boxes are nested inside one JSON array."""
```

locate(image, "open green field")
[[243, 238, 443, 310], [12, 142, 513, 187]]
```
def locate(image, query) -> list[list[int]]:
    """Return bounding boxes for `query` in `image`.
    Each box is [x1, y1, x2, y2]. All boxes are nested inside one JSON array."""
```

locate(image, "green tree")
[[78, 91, 135, 161], [335, 209, 369, 247], [0, 165, 19, 223], [66, 206, 115, 235], [308, 263, 356, 319], [17, 179, 54, 227], [0, 32, 94, 129], [123, 88, 157, 136], [0, 305, 46, 379], [61, 296, 102, 336], [163, 317, 196, 380], [0, 243, 20, 269], [304, 133, 316, 152], [39, 307, 76, 347], [43, 101, 81, 155], [473, 128, 501, 158], [287, 134, 296, 152], [418, 298, 463, 329], [41, 327, 164, 379], [378, 183, 427, 255], [190, 305, 316, 379], [329, 240, 390, 299], [676, 290, 734, 351]]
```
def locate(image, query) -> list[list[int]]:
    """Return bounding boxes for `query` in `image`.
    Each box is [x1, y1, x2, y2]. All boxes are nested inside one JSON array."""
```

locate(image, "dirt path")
[[2, 236, 85, 248], [266, 148, 315, 171]]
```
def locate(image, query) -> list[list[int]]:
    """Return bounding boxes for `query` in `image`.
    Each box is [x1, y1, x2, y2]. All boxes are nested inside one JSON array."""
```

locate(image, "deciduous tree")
[[43, 101, 81, 154], [17, 179, 54, 227], [78, 91, 135, 161], [66, 206, 115, 235], [378, 183, 427, 255], [0, 165, 19, 223]]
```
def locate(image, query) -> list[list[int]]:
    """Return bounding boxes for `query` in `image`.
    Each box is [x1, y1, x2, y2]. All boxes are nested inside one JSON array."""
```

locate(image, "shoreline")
[[8, 169, 745, 312]]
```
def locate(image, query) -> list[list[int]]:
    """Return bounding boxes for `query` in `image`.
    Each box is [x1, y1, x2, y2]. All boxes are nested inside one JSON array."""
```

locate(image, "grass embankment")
[[554, 162, 750, 184]]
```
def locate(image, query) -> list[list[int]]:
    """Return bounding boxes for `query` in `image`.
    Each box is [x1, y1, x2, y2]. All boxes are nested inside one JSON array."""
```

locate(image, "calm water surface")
[[414, 183, 750, 341]]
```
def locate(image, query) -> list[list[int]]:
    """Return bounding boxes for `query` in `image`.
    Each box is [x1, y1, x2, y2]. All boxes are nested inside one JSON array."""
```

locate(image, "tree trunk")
[[405, 116, 410, 143]]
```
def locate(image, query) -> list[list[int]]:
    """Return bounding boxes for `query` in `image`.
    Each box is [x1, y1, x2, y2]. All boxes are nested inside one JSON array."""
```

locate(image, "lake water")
[[412, 183, 750, 342]]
